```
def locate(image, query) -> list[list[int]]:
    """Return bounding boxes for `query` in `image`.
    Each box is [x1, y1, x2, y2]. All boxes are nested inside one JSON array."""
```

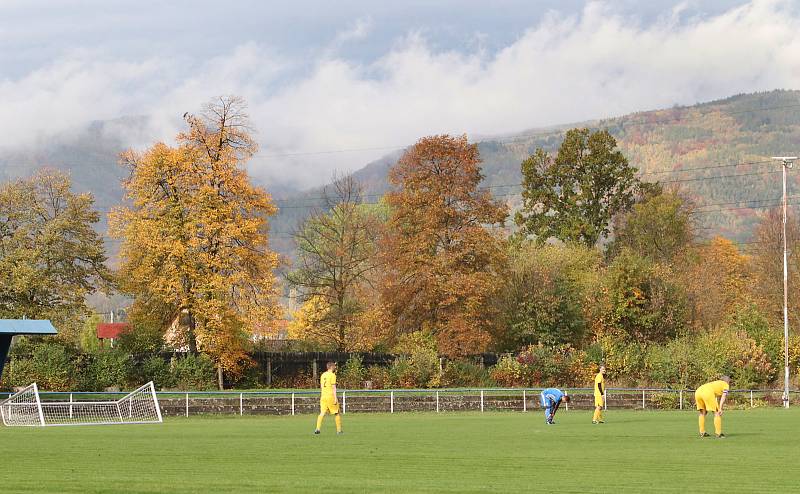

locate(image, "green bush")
[[649, 392, 680, 409], [170, 354, 217, 390], [597, 337, 647, 385], [138, 355, 174, 389], [495, 243, 598, 351], [440, 360, 494, 388], [79, 350, 134, 391], [695, 327, 773, 388], [516, 344, 593, 387], [390, 331, 441, 388], [730, 304, 782, 371], [364, 365, 390, 389], [3, 358, 38, 389], [115, 323, 166, 354], [6, 342, 77, 391], [388, 357, 415, 388], [490, 355, 526, 387], [643, 337, 703, 388], [338, 355, 367, 389], [79, 314, 102, 353]]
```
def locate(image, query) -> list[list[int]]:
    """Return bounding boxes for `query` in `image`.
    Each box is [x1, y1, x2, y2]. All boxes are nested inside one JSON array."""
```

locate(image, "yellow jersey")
[[320, 370, 337, 401], [697, 380, 729, 397], [594, 372, 605, 395]]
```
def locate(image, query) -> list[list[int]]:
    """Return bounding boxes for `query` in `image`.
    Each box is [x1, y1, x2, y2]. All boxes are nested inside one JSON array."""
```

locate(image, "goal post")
[[1, 382, 162, 427], [0, 382, 45, 427]]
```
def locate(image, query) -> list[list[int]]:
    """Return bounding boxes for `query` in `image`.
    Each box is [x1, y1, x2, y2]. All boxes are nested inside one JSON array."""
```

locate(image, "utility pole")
[[773, 156, 797, 409]]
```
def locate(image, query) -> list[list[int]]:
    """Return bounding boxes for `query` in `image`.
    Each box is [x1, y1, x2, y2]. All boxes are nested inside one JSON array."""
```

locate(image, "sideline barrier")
[[2, 388, 795, 417]]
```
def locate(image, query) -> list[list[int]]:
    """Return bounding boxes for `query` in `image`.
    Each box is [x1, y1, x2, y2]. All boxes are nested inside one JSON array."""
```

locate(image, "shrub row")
[[3, 342, 216, 391]]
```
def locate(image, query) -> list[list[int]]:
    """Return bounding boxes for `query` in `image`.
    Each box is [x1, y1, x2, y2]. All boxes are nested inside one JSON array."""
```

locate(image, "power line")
[[2, 102, 798, 165], [78, 158, 786, 215]]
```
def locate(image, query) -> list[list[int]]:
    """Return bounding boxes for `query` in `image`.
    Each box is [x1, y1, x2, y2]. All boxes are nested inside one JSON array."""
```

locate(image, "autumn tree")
[[109, 96, 280, 381], [749, 209, 800, 324], [287, 175, 385, 350], [515, 128, 639, 247], [0, 170, 108, 340], [380, 135, 508, 356], [494, 242, 600, 351], [611, 189, 695, 263], [594, 249, 688, 344], [681, 236, 752, 329]]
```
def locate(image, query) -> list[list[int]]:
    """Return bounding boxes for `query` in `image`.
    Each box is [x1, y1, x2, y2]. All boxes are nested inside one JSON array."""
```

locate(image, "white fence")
[[2, 388, 795, 418]]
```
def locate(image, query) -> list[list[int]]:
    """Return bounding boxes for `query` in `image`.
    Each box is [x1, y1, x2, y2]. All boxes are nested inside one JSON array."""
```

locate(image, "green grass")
[[2, 409, 798, 493]]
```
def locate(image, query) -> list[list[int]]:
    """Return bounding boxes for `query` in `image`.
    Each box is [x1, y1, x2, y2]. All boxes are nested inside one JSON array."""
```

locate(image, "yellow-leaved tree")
[[109, 96, 280, 384]]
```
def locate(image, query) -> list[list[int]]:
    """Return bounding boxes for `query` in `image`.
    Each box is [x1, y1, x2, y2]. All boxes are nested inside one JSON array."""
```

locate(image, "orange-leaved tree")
[[683, 236, 752, 328], [109, 96, 280, 381], [380, 135, 508, 356]]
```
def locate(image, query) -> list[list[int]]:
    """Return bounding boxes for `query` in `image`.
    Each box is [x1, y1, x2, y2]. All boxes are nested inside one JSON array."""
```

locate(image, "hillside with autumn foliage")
[[319, 89, 800, 246]]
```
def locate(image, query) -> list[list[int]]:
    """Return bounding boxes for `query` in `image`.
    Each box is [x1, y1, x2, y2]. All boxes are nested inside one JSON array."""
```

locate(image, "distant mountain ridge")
[[2, 90, 799, 257]]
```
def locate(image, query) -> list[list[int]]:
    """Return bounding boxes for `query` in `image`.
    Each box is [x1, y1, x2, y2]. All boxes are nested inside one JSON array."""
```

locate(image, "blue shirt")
[[542, 388, 564, 407]]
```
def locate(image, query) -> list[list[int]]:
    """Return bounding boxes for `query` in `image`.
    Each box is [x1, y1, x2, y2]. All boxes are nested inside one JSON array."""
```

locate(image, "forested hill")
[[274, 89, 800, 247], [2, 90, 799, 257]]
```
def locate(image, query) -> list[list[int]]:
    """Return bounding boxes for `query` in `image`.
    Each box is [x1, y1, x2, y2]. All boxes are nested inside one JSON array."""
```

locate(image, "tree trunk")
[[187, 313, 199, 354], [217, 365, 224, 390]]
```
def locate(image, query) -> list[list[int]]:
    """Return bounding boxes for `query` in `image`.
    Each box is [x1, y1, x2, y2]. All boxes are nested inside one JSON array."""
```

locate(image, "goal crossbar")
[[1, 382, 163, 427]]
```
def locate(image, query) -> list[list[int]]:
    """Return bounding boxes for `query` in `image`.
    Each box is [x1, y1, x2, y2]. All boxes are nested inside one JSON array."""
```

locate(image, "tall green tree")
[[515, 128, 639, 247], [0, 170, 108, 340]]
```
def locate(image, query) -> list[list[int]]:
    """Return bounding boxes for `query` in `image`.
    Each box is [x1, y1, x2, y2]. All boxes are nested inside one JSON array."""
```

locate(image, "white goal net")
[[1, 382, 163, 427]]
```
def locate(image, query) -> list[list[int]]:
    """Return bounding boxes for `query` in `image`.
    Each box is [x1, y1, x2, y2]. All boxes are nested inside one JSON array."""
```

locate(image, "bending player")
[[695, 375, 730, 438], [540, 387, 570, 424], [314, 361, 343, 435]]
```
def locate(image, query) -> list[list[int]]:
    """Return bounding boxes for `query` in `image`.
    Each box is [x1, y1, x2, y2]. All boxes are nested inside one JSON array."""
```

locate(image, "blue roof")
[[0, 319, 58, 335]]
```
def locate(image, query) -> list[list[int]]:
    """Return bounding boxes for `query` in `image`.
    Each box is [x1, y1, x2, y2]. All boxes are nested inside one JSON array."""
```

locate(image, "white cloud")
[[1, 0, 799, 188]]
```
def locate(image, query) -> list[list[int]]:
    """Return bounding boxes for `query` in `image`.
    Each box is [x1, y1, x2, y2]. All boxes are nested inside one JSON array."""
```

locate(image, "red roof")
[[96, 322, 129, 339]]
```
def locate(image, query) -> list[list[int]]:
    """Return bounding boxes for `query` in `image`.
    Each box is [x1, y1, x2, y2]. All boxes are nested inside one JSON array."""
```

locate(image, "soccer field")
[[2, 409, 798, 493]]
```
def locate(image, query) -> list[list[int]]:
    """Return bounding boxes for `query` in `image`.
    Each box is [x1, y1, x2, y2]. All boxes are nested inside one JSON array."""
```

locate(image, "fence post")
[[604, 390, 608, 411], [523, 390, 526, 412], [185, 393, 189, 418], [343, 391, 347, 414], [642, 389, 646, 409], [480, 390, 484, 413], [679, 390, 683, 410], [750, 390, 754, 408], [436, 391, 439, 413], [565, 394, 569, 411], [390, 391, 394, 413], [291, 393, 295, 416], [239, 393, 243, 416], [69, 393, 73, 419]]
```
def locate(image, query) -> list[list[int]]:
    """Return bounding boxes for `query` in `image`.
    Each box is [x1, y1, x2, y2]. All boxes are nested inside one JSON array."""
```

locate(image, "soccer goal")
[[0, 382, 163, 427]]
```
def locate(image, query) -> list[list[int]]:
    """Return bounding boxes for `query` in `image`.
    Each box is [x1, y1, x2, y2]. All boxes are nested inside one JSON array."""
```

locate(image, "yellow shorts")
[[320, 399, 340, 414], [695, 391, 718, 412], [594, 394, 604, 407]]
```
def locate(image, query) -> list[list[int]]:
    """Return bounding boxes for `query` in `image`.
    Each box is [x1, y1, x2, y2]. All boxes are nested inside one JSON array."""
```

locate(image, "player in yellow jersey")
[[592, 365, 606, 424], [314, 361, 342, 435], [695, 375, 730, 438]]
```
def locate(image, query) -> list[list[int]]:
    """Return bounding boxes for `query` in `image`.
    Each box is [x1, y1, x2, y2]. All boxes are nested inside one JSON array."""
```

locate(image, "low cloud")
[[1, 0, 799, 189]]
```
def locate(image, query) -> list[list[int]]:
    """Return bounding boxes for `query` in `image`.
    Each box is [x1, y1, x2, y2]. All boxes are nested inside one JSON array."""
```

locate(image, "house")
[[96, 322, 129, 348]]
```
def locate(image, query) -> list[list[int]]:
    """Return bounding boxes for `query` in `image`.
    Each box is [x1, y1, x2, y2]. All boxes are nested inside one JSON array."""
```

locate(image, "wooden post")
[[312, 360, 318, 382], [266, 358, 272, 387]]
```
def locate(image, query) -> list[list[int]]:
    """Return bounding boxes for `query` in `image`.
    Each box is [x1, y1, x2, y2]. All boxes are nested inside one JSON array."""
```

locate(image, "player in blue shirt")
[[540, 388, 570, 424]]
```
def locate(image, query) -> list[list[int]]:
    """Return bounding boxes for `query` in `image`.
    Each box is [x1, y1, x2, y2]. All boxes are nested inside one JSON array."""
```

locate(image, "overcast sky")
[[1, 0, 798, 188]]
